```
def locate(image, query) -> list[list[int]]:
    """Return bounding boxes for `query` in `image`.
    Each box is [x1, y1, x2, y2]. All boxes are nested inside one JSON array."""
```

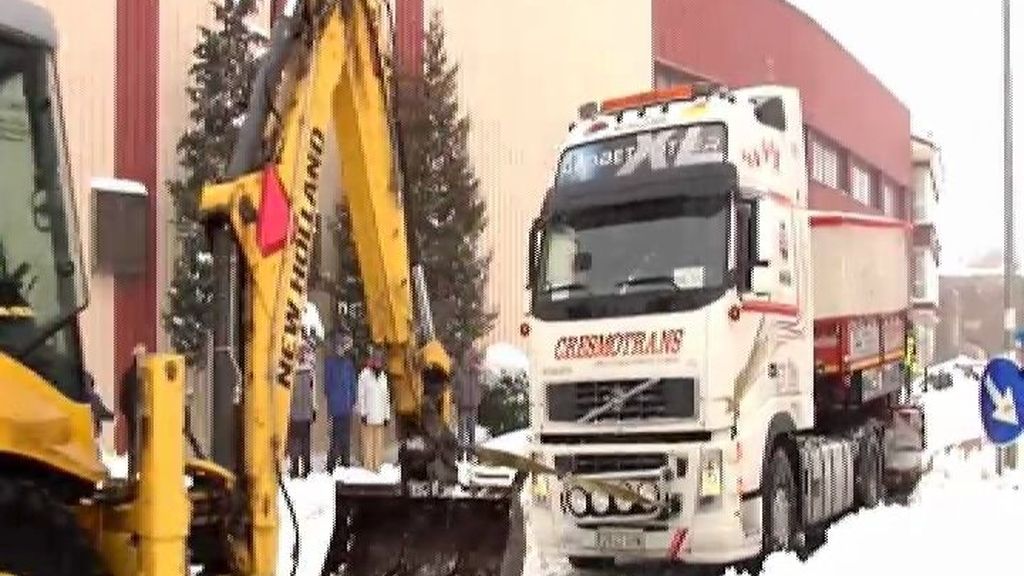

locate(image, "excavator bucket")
[[321, 483, 525, 576]]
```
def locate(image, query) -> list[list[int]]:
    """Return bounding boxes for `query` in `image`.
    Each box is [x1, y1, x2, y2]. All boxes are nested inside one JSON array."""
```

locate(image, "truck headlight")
[[531, 474, 550, 505], [590, 490, 610, 514], [566, 487, 589, 516], [637, 481, 660, 509], [699, 448, 723, 503], [613, 482, 637, 512]]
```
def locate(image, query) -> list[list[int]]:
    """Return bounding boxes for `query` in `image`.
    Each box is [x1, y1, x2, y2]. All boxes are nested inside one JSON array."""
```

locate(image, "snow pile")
[[485, 342, 529, 375], [729, 445, 1024, 576], [276, 474, 338, 576], [482, 428, 531, 457], [302, 301, 325, 343], [102, 452, 128, 480], [331, 463, 400, 484], [276, 463, 402, 575], [917, 357, 987, 459]]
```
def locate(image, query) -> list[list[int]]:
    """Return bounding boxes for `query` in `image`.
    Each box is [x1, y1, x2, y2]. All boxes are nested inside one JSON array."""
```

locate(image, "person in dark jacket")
[[454, 347, 483, 458], [323, 333, 358, 472], [288, 331, 317, 479]]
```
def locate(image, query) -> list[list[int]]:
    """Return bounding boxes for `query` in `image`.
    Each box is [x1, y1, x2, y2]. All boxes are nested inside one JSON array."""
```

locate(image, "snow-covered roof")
[[484, 342, 528, 374], [90, 177, 147, 196]]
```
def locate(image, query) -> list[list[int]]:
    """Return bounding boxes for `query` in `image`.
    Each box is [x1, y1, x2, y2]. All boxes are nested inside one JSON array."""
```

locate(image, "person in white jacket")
[[357, 347, 391, 472]]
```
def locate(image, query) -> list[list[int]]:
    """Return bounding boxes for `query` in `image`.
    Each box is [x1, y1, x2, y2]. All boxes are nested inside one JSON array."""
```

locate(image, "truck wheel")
[[0, 479, 109, 576], [568, 556, 614, 571], [499, 497, 526, 576], [762, 447, 797, 554], [855, 434, 882, 509]]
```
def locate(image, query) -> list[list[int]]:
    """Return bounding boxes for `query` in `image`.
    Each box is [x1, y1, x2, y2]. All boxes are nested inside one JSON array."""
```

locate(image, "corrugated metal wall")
[[426, 0, 654, 346], [113, 0, 160, 452]]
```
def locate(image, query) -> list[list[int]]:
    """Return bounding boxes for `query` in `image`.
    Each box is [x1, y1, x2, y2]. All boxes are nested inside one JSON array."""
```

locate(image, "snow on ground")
[[916, 356, 987, 460], [483, 428, 531, 456], [730, 445, 1024, 576], [276, 458, 401, 575], [97, 358, 1024, 575]]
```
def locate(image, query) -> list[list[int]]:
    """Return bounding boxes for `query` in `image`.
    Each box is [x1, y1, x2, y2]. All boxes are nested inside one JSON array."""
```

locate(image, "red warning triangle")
[[257, 165, 291, 256]]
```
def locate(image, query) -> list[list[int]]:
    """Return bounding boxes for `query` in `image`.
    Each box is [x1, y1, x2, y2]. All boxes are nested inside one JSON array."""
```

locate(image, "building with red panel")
[[653, 0, 911, 221], [426, 0, 937, 362]]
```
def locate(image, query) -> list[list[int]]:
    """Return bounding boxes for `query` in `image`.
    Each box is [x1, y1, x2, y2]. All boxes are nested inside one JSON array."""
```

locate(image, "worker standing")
[[288, 332, 317, 479], [357, 348, 391, 472], [455, 347, 483, 458], [324, 333, 358, 472]]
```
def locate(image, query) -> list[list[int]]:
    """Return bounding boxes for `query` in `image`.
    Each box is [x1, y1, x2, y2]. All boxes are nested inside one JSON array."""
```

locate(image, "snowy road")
[[274, 361, 1024, 576], [271, 441, 1024, 576], [102, 357, 1024, 575]]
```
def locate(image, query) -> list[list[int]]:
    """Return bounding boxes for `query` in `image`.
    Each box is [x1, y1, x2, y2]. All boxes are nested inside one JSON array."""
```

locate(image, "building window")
[[810, 137, 839, 189], [914, 167, 934, 222], [881, 181, 896, 216], [849, 162, 873, 205], [912, 247, 935, 302]]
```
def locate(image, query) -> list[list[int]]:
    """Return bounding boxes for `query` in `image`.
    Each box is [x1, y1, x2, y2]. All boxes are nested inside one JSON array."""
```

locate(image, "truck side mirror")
[[754, 97, 786, 131], [527, 218, 542, 289], [736, 199, 753, 291]]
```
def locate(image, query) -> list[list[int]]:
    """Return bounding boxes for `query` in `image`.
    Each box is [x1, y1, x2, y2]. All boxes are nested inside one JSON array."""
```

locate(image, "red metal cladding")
[[809, 213, 913, 231], [258, 165, 292, 256], [395, 0, 425, 75], [740, 300, 799, 317], [113, 0, 158, 453], [652, 0, 911, 188]]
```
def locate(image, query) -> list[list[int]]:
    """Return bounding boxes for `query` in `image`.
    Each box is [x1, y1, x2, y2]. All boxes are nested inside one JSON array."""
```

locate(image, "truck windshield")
[[536, 193, 729, 318], [0, 38, 88, 400]]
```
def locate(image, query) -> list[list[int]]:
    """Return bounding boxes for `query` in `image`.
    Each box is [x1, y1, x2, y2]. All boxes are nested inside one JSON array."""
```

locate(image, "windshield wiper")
[[543, 282, 592, 295], [615, 275, 683, 292], [14, 308, 81, 362]]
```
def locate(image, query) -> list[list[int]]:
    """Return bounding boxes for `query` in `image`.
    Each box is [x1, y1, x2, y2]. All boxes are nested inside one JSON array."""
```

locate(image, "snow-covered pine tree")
[[325, 9, 495, 367], [164, 0, 266, 366]]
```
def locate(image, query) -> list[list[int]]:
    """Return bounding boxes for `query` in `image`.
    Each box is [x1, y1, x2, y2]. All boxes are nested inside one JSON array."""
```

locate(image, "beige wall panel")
[[424, 0, 653, 347]]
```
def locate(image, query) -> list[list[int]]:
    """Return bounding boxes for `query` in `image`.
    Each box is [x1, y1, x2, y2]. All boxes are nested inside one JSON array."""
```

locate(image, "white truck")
[[523, 83, 925, 569]]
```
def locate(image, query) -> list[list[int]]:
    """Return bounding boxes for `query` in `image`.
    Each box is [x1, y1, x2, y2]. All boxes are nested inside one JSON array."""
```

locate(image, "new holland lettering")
[[275, 127, 325, 389]]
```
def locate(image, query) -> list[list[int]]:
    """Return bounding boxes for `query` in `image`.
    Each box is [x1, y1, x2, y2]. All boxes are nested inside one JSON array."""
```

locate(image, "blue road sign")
[[980, 357, 1024, 445]]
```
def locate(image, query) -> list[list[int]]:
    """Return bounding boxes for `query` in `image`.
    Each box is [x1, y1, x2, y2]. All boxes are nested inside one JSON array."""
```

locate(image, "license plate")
[[595, 529, 645, 551]]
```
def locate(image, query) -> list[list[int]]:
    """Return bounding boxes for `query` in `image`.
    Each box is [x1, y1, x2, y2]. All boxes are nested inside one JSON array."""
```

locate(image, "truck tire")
[[762, 447, 797, 554], [567, 556, 614, 571], [499, 497, 526, 576], [855, 433, 882, 509], [0, 479, 109, 576]]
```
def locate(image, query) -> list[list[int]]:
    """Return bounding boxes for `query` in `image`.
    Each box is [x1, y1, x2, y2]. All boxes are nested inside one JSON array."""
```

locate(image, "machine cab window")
[[0, 36, 88, 401]]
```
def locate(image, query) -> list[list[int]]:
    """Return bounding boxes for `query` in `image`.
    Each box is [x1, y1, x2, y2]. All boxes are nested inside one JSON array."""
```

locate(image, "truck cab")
[[523, 83, 920, 568]]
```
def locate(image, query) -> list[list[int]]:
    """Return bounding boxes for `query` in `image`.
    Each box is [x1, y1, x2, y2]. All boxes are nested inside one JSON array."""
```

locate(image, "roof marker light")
[[600, 84, 694, 114]]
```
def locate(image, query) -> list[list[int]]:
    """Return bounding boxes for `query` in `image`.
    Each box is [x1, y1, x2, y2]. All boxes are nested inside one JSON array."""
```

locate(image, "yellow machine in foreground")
[[0, 0, 523, 574], [0, 1, 650, 574]]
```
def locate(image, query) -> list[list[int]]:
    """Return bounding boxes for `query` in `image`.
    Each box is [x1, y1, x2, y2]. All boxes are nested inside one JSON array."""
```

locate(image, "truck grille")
[[554, 453, 667, 475], [546, 378, 696, 422]]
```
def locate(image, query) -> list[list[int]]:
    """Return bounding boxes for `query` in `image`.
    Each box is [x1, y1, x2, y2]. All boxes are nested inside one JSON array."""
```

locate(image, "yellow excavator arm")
[[0, 2, 647, 575], [198, 0, 463, 573]]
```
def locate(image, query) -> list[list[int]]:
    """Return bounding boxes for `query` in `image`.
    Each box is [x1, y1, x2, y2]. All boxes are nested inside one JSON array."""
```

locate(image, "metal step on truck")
[[521, 83, 925, 570]]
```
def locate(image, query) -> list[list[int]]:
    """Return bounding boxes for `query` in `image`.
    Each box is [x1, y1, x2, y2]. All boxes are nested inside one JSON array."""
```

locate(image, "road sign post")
[[980, 357, 1024, 476]]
